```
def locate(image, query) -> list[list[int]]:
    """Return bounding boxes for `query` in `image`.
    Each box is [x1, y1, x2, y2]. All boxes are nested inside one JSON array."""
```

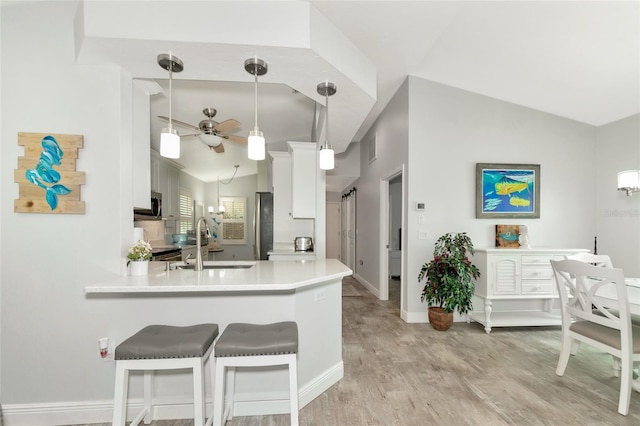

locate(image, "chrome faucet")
[[195, 216, 207, 271]]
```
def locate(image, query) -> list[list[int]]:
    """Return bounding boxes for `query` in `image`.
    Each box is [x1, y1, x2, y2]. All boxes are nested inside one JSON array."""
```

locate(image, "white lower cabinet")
[[470, 248, 588, 333]]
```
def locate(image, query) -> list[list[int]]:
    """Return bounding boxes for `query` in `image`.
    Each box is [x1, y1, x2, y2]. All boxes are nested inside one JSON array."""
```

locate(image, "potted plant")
[[418, 232, 480, 331], [127, 240, 152, 276]]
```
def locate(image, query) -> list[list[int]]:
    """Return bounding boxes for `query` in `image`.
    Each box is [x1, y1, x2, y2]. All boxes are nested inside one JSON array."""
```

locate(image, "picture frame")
[[476, 163, 540, 218]]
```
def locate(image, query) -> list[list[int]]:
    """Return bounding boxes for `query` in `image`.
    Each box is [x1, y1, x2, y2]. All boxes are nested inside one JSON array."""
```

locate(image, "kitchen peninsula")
[[84, 259, 351, 418]]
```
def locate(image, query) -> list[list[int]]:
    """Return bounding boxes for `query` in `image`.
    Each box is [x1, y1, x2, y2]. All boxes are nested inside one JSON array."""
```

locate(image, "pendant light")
[[244, 57, 268, 160], [158, 53, 183, 159], [317, 81, 337, 170]]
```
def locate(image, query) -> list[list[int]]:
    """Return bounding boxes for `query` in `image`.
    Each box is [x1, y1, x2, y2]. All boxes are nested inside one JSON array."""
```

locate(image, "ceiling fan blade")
[[212, 143, 225, 153], [222, 134, 248, 144], [213, 119, 241, 134], [157, 115, 200, 132], [180, 132, 201, 138]]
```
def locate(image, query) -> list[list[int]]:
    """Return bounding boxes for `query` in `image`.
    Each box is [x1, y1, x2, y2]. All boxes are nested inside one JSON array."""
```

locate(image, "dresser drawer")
[[521, 267, 554, 280], [521, 279, 555, 294], [521, 255, 553, 266]]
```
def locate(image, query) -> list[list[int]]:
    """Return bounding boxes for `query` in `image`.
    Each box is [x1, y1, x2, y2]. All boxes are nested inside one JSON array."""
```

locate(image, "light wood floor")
[[76, 276, 640, 425]]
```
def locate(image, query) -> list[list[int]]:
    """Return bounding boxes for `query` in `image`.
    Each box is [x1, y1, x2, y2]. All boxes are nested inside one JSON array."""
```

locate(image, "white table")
[[593, 277, 640, 392], [593, 277, 640, 315]]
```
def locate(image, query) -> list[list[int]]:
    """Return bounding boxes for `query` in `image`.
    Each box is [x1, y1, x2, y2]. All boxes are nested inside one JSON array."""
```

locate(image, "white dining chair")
[[551, 259, 640, 415], [563, 252, 640, 377], [565, 252, 614, 268]]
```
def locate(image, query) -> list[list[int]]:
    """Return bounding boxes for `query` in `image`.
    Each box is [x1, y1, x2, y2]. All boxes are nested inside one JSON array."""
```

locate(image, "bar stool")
[[112, 323, 219, 426], [213, 321, 299, 426]]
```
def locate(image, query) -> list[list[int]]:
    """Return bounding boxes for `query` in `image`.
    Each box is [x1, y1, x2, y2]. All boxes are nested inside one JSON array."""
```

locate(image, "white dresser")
[[470, 247, 588, 333]]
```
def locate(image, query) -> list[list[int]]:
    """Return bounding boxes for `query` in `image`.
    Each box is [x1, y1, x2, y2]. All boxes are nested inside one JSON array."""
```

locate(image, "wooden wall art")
[[14, 132, 85, 214]]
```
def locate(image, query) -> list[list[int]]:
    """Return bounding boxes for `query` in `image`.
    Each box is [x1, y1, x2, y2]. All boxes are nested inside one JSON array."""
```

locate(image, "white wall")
[[595, 114, 640, 276], [1, 3, 240, 422]]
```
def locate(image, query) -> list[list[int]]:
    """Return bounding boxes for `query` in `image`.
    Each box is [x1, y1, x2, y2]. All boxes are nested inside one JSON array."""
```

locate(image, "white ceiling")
[[76, 1, 639, 186]]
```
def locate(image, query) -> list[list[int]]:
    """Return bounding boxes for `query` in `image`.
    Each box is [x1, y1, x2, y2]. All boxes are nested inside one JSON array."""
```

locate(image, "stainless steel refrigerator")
[[254, 192, 273, 260]]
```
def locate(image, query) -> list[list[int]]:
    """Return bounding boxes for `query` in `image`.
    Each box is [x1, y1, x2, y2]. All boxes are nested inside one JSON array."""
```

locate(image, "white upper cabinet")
[[288, 142, 317, 218], [132, 80, 152, 208]]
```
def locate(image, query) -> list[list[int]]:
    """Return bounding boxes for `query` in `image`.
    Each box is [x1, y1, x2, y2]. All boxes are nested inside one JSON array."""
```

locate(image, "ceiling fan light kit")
[[245, 57, 268, 161], [158, 53, 183, 159], [317, 81, 337, 170]]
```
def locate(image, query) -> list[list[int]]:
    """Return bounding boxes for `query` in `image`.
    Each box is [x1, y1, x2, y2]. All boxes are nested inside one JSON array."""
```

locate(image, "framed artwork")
[[495, 224, 520, 248], [14, 132, 85, 214], [476, 163, 540, 218]]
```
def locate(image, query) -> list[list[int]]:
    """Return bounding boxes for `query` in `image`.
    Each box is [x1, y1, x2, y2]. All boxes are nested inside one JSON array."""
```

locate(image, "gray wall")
[[352, 76, 605, 321], [595, 114, 640, 275], [352, 79, 409, 291]]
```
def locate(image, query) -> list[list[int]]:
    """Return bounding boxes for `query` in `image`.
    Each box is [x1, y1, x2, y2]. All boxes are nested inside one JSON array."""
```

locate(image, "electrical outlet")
[[314, 289, 326, 301], [418, 231, 428, 240]]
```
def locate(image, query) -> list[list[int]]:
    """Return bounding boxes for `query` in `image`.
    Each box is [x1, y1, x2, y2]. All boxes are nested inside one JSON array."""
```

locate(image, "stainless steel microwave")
[[134, 191, 162, 220]]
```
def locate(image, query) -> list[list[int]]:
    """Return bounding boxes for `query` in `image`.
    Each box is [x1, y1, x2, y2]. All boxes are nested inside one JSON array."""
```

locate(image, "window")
[[179, 188, 194, 233], [220, 196, 247, 244]]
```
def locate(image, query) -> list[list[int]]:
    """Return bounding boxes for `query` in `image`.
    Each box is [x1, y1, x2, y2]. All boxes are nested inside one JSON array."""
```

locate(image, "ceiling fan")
[[158, 107, 247, 153]]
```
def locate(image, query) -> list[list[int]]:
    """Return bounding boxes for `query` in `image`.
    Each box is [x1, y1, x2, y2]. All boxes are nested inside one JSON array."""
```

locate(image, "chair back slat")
[[564, 252, 613, 268]]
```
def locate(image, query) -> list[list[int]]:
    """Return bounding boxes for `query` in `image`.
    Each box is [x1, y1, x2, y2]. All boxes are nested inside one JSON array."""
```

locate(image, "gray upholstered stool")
[[112, 324, 219, 426], [213, 321, 299, 426]]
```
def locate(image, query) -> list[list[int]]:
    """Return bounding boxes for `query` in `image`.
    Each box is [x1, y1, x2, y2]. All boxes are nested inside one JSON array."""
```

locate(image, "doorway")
[[341, 189, 356, 275], [379, 166, 405, 315]]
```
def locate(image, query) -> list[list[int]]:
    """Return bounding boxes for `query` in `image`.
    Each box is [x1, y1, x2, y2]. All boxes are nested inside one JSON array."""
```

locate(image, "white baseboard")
[[2, 362, 344, 425], [354, 273, 379, 298]]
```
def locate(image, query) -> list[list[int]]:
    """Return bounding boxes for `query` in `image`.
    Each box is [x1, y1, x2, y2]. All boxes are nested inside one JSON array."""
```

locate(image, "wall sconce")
[[245, 57, 268, 160], [208, 206, 214, 214], [157, 53, 183, 159], [617, 170, 640, 196], [317, 81, 337, 170]]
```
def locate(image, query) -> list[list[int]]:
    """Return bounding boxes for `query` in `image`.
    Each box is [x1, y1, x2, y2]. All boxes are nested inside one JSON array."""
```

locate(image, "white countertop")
[[85, 259, 351, 294]]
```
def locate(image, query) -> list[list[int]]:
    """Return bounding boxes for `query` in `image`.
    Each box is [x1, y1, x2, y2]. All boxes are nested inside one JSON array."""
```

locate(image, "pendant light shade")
[[160, 128, 180, 159], [317, 81, 337, 170], [157, 53, 183, 159], [319, 145, 335, 170], [248, 129, 265, 161], [245, 57, 268, 161]]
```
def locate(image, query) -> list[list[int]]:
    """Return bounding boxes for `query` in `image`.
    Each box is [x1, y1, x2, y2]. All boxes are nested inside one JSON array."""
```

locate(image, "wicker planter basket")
[[428, 306, 453, 331]]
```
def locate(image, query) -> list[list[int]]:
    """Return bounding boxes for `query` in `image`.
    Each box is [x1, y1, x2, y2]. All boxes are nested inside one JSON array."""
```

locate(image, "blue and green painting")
[[25, 135, 71, 210], [481, 168, 535, 214]]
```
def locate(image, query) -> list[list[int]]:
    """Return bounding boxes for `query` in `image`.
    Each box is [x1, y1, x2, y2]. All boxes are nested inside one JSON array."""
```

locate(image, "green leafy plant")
[[418, 232, 480, 314], [127, 240, 152, 266]]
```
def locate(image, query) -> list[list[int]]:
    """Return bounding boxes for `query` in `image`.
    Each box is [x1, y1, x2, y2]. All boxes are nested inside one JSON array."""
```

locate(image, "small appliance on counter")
[[294, 237, 313, 252]]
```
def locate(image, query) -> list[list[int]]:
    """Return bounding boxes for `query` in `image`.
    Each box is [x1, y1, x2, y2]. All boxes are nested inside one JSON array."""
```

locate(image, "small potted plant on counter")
[[127, 240, 152, 276], [418, 232, 480, 331]]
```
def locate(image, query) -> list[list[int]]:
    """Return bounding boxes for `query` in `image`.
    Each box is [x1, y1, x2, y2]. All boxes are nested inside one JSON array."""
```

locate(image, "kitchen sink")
[[173, 261, 256, 270]]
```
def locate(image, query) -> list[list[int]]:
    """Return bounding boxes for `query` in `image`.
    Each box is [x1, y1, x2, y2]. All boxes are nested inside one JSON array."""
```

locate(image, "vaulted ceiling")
[[75, 1, 639, 188]]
